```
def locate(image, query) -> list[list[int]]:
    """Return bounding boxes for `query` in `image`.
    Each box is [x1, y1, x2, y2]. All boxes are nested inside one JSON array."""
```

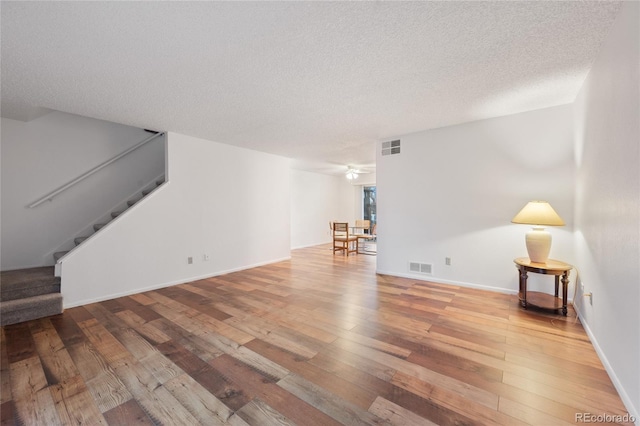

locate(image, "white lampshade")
[[512, 201, 564, 263], [511, 201, 565, 226]]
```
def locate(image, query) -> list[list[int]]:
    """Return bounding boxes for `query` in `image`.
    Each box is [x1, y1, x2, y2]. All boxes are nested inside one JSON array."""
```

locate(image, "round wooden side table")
[[514, 257, 572, 316]]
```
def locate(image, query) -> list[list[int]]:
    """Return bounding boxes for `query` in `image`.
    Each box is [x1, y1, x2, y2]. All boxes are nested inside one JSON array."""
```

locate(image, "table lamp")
[[511, 201, 565, 263]]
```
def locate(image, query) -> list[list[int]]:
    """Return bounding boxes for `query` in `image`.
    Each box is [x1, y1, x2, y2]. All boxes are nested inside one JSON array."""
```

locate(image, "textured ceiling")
[[1, 1, 622, 175]]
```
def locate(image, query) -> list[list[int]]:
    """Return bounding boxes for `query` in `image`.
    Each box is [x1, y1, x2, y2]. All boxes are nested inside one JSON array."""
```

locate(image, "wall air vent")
[[409, 262, 432, 275], [382, 139, 401, 156]]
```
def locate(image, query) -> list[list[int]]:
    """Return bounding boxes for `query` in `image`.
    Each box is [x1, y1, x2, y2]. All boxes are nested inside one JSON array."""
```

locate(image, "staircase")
[[0, 267, 62, 326], [53, 176, 165, 262], [1, 176, 165, 326]]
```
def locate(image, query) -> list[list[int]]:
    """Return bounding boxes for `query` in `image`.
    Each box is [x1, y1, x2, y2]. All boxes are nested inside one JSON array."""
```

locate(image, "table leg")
[[518, 267, 528, 308], [561, 271, 570, 316], [554, 276, 559, 297]]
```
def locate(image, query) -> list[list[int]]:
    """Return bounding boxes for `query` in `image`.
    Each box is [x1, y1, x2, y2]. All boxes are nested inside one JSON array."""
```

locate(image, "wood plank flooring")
[[1, 244, 633, 425]]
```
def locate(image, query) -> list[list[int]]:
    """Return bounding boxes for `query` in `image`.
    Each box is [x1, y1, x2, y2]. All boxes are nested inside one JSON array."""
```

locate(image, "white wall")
[[60, 132, 291, 307], [573, 2, 639, 419], [1, 111, 164, 270], [290, 169, 358, 249], [377, 104, 575, 293]]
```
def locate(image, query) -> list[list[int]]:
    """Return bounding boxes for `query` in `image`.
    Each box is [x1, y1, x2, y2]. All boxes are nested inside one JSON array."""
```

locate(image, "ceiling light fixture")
[[346, 169, 359, 180]]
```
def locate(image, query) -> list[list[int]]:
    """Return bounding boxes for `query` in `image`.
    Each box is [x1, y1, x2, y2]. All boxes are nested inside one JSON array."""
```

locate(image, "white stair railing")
[[28, 131, 165, 208]]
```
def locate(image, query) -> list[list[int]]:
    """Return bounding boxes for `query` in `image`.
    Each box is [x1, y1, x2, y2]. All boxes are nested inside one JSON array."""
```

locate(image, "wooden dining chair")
[[332, 222, 358, 256], [354, 219, 370, 233], [354, 219, 371, 248], [357, 221, 378, 254], [354, 219, 370, 235]]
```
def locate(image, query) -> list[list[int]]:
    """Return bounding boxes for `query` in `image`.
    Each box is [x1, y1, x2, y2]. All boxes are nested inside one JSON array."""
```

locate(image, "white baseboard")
[[375, 269, 518, 295], [574, 305, 639, 425], [291, 240, 331, 250], [62, 255, 291, 309]]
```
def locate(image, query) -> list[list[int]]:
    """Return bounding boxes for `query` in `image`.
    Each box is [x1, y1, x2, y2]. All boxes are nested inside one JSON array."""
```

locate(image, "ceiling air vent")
[[382, 139, 401, 156], [409, 262, 432, 275]]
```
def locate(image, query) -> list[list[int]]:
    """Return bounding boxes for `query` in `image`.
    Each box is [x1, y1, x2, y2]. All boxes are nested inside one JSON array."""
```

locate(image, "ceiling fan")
[[345, 166, 371, 180]]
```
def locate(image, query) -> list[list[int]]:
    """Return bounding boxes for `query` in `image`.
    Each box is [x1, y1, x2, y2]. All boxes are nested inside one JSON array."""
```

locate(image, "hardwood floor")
[[1, 244, 633, 425]]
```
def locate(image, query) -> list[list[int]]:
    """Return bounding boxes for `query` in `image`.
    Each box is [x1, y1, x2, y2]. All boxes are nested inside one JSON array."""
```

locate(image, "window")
[[363, 186, 376, 226]]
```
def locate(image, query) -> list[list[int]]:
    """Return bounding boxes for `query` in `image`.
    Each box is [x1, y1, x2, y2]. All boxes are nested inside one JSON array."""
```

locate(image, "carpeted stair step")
[[74, 236, 89, 246], [0, 293, 63, 326], [1, 267, 63, 326], [127, 197, 141, 207], [1, 267, 60, 301], [53, 175, 166, 263], [93, 223, 107, 232], [54, 251, 69, 262], [142, 177, 165, 196]]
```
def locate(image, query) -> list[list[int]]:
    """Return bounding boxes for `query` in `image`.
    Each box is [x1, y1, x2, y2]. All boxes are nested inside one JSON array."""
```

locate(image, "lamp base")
[[525, 227, 551, 263]]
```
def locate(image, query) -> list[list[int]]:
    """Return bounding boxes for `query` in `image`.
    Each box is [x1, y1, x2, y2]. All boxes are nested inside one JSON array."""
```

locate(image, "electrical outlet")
[[187, 256, 193, 264], [445, 257, 451, 266], [203, 254, 210, 261], [584, 292, 593, 305]]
